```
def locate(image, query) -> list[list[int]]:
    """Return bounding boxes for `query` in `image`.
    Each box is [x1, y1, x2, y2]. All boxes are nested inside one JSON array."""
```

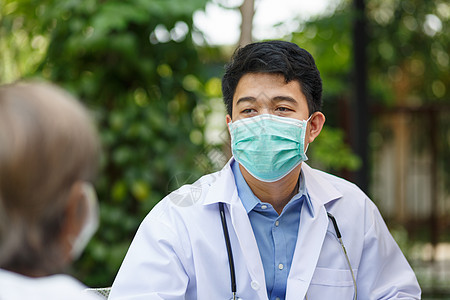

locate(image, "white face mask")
[[69, 182, 99, 259]]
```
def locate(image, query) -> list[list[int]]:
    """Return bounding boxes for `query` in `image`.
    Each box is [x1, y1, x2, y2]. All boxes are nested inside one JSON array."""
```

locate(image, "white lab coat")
[[109, 159, 421, 299]]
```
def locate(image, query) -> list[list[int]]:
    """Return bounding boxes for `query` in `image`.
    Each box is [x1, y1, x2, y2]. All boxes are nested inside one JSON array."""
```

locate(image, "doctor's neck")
[[239, 163, 301, 215]]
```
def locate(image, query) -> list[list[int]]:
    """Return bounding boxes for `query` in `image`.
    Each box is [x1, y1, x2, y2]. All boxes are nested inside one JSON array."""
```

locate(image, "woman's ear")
[[58, 182, 86, 264], [307, 112, 326, 144]]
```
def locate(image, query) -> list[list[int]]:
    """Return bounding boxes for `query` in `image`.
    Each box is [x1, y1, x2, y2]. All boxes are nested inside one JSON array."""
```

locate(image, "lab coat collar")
[[285, 164, 343, 299], [203, 159, 343, 213], [301, 163, 343, 216], [202, 158, 238, 206]]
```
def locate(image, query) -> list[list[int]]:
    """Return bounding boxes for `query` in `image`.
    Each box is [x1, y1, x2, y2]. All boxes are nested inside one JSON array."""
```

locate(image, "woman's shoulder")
[[0, 269, 103, 300]]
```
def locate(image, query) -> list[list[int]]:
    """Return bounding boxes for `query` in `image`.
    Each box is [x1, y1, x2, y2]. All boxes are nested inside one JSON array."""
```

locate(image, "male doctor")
[[109, 41, 421, 299]]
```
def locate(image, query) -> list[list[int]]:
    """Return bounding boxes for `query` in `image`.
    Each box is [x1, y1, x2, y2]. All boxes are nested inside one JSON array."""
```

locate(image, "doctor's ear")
[[225, 115, 232, 134], [307, 112, 325, 144]]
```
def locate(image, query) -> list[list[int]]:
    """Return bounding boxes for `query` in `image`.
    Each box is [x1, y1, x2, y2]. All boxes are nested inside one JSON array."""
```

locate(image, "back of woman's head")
[[0, 81, 100, 276]]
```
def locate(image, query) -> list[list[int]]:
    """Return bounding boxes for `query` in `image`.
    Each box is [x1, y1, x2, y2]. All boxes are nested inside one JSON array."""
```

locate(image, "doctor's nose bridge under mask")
[[218, 203, 357, 300], [228, 114, 312, 183]]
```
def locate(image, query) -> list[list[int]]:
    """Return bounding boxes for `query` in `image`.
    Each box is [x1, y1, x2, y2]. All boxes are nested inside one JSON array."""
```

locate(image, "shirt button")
[[251, 280, 260, 290], [261, 204, 268, 209], [275, 298, 281, 300], [278, 263, 284, 270], [275, 220, 279, 227]]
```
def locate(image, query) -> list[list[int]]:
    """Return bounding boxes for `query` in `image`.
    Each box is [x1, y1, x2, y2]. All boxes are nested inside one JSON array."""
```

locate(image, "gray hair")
[[0, 81, 100, 275]]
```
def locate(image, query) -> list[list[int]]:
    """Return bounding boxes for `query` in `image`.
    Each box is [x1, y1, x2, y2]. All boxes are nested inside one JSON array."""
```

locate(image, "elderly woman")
[[0, 82, 102, 299]]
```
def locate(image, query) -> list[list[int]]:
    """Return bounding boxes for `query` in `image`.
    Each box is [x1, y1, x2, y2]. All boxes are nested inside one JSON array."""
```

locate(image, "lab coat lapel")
[[285, 202, 328, 299], [286, 163, 343, 300], [203, 160, 268, 299], [229, 197, 269, 299]]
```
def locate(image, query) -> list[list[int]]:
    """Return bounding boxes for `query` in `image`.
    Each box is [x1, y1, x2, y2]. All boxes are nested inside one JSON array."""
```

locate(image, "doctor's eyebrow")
[[235, 96, 298, 106], [271, 96, 298, 104], [235, 96, 256, 106]]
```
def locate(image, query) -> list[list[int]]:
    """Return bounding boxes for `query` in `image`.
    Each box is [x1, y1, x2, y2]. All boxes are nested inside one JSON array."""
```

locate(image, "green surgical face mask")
[[228, 114, 311, 182]]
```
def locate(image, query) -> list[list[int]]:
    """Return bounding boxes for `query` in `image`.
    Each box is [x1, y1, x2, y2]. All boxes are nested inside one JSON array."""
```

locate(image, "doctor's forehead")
[[232, 73, 305, 105]]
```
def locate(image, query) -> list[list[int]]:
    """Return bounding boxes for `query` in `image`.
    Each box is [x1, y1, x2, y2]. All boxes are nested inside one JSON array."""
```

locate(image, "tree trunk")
[[238, 0, 254, 46]]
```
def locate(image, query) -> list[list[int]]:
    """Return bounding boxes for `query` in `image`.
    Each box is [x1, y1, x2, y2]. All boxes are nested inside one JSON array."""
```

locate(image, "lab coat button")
[[251, 280, 260, 290]]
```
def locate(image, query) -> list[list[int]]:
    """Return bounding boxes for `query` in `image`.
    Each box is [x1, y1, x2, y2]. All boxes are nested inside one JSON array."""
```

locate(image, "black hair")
[[222, 40, 322, 117]]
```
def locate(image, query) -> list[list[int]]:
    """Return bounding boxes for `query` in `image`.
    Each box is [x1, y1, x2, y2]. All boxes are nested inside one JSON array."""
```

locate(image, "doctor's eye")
[[242, 108, 257, 114], [275, 107, 293, 112]]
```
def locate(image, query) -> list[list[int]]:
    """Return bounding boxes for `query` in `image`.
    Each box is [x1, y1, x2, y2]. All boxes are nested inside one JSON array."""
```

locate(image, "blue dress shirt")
[[231, 161, 310, 300]]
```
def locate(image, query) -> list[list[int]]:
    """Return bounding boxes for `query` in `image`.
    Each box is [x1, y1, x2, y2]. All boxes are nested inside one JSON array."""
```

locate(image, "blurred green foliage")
[[289, 0, 449, 187], [366, 0, 449, 105], [1, 0, 212, 286], [290, 0, 449, 105], [309, 127, 361, 172]]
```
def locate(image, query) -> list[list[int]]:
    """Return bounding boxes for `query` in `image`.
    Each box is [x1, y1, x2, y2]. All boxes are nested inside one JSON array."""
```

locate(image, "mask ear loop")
[[304, 114, 314, 154]]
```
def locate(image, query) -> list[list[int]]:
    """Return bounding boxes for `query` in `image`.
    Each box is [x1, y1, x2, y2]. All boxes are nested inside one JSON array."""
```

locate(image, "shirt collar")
[[231, 160, 259, 213], [231, 160, 312, 214]]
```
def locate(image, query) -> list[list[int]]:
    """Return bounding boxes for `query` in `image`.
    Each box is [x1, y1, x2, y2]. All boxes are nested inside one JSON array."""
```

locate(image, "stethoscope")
[[219, 202, 357, 300]]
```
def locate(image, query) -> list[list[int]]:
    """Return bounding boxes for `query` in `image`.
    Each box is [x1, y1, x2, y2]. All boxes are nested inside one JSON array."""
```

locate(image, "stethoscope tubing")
[[327, 212, 357, 300], [219, 202, 237, 299]]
